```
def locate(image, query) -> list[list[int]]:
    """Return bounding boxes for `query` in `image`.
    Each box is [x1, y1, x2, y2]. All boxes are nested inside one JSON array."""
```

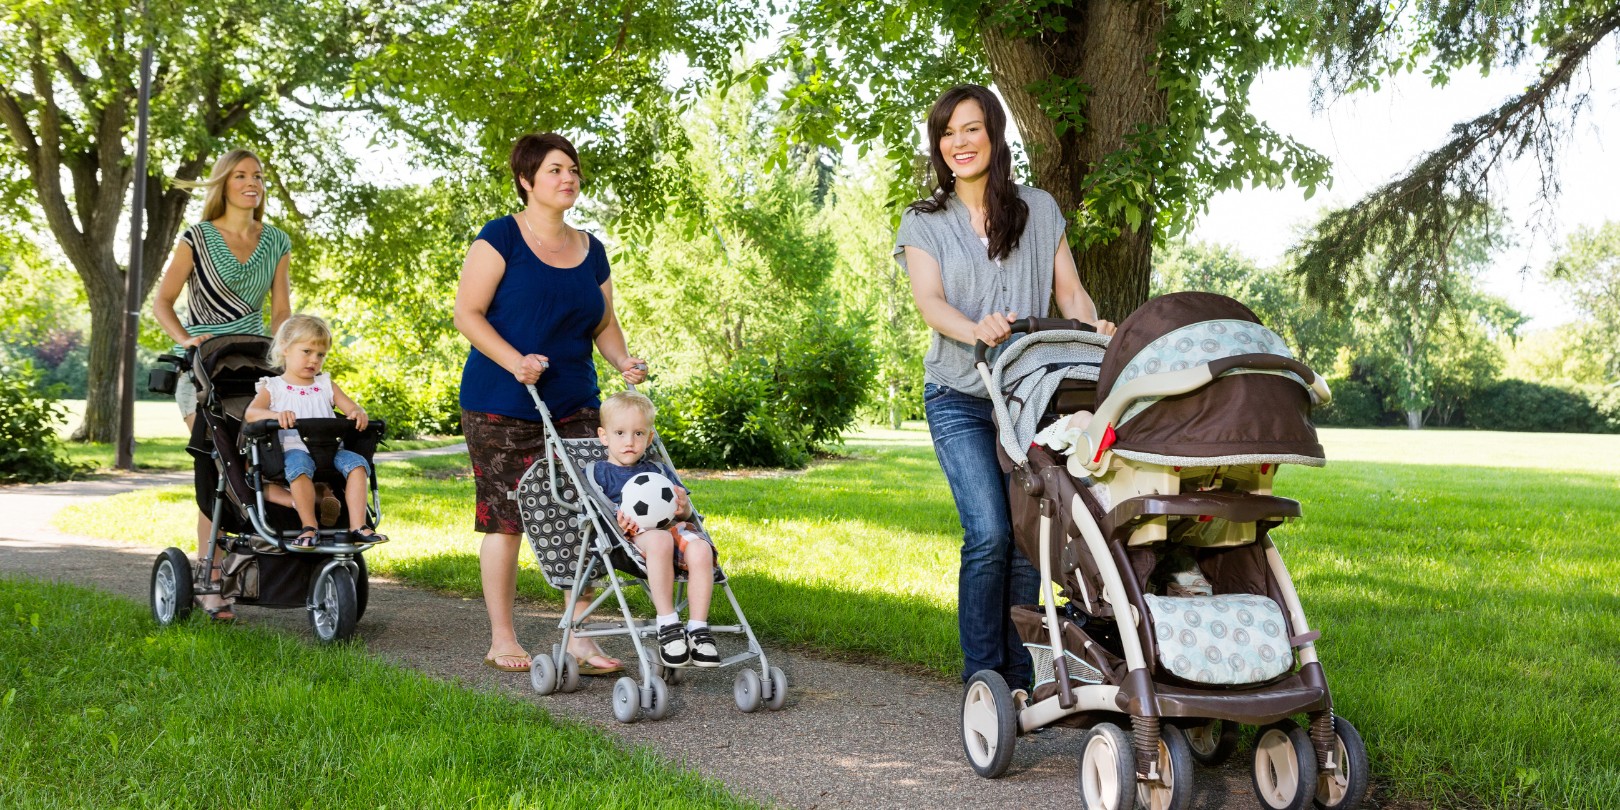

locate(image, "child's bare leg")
[[344, 467, 369, 530], [684, 540, 715, 624], [263, 483, 295, 509], [633, 529, 677, 616], [1067, 410, 1093, 431], [288, 475, 319, 529]]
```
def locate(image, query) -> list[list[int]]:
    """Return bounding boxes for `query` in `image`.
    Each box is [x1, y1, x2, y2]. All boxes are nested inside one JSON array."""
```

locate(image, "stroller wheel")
[[1137, 723, 1194, 810], [1077, 722, 1135, 810], [733, 667, 763, 713], [645, 674, 671, 721], [559, 651, 582, 693], [530, 653, 558, 695], [961, 670, 1017, 778], [1313, 716, 1370, 810], [611, 676, 642, 723], [764, 666, 789, 711], [354, 553, 369, 623], [308, 564, 358, 644], [150, 548, 194, 626], [655, 662, 685, 685], [1186, 718, 1241, 766], [1252, 719, 1318, 810]]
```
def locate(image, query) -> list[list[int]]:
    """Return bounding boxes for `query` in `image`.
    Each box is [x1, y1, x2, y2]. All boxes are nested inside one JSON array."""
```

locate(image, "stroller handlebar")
[[973, 317, 1096, 367]]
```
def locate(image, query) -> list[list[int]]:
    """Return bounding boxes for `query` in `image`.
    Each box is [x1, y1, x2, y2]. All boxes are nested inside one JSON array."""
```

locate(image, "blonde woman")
[[153, 148, 294, 621]]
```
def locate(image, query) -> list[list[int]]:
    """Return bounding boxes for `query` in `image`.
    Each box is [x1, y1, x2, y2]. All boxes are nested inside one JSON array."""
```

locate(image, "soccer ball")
[[621, 472, 677, 531]]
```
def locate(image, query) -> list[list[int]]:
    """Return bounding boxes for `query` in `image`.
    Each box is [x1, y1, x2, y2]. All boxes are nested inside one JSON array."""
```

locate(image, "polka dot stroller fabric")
[[1145, 593, 1292, 685]]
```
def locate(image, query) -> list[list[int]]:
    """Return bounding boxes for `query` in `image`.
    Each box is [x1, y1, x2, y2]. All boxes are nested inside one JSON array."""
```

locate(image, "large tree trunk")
[[79, 272, 126, 443], [982, 0, 1166, 322]]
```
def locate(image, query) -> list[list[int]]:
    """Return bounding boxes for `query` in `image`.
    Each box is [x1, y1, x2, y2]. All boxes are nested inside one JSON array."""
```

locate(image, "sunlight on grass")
[[0, 577, 755, 808], [53, 427, 1620, 808]]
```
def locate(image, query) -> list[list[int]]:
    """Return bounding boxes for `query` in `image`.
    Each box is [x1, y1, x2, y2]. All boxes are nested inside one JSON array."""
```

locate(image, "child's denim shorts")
[[283, 448, 369, 482]]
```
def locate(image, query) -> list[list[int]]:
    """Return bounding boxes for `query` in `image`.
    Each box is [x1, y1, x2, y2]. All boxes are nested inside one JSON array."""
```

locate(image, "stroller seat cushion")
[[1145, 593, 1291, 685]]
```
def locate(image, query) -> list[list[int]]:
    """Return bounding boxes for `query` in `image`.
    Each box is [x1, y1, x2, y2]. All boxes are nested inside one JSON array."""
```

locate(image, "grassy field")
[[52, 426, 1620, 808], [51, 400, 459, 474], [0, 576, 754, 808]]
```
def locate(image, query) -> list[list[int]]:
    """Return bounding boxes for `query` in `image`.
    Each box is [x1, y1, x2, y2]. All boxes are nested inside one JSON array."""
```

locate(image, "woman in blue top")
[[454, 132, 647, 675]]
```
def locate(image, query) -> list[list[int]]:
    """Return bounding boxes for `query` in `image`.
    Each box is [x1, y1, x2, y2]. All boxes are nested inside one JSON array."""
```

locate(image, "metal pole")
[[116, 42, 154, 470]]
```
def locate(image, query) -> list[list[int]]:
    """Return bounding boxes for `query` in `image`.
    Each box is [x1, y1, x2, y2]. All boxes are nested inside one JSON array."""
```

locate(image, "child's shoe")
[[688, 627, 721, 668], [657, 623, 691, 668]]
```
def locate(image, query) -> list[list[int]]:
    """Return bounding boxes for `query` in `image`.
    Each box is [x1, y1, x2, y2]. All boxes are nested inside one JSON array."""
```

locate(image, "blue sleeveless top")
[[459, 216, 610, 421]]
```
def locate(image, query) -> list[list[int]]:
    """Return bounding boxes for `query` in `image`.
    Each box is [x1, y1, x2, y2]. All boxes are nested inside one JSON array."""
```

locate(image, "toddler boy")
[[592, 391, 721, 668]]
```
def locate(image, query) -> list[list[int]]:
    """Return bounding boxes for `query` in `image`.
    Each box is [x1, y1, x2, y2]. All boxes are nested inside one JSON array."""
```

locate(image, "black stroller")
[[146, 334, 386, 643]]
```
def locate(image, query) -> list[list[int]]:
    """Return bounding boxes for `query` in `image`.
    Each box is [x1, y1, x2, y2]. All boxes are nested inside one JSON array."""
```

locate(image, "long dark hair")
[[908, 84, 1028, 262]]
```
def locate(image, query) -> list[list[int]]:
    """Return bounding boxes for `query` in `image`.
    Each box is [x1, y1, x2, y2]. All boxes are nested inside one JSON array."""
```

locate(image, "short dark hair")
[[509, 132, 580, 203]]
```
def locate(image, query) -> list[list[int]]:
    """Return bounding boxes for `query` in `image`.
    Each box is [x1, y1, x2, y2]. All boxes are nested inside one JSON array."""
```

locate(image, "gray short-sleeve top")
[[893, 185, 1067, 398]]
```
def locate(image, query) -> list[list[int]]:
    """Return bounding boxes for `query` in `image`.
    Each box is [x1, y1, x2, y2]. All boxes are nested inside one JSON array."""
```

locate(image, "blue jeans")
[[924, 382, 1037, 689], [283, 448, 369, 483]]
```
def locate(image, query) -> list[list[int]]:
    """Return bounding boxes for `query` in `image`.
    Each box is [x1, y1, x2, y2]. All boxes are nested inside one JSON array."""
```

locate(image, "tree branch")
[[1291, 7, 1620, 312]]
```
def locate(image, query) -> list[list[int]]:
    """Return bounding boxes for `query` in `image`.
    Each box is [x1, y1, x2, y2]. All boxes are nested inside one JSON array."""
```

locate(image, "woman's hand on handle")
[[1090, 319, 1117, 337], [617, 355, 648, 385], [509, 354, 549, 385], [972, 312, 1017, 348]]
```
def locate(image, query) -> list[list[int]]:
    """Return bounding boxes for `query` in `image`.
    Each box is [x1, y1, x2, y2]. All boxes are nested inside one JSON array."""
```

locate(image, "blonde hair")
[[175, 149, 267, 222], [599, 391, 656, 428], [270, 314, 332, 365]]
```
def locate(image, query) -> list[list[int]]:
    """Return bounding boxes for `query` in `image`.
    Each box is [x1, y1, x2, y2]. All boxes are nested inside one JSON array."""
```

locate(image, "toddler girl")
[[244, 314, 387, 549]]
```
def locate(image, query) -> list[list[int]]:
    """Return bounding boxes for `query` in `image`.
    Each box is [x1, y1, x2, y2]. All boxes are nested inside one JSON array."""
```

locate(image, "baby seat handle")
[[973, 317, 1095, 367]]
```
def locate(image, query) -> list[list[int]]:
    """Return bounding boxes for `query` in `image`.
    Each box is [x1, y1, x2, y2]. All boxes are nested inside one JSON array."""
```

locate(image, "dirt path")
[[0, 448, 1394, 809]]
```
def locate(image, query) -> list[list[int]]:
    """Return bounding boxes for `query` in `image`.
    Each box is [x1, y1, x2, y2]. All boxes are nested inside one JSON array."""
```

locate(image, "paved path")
[[0, 445, 1400, 809]]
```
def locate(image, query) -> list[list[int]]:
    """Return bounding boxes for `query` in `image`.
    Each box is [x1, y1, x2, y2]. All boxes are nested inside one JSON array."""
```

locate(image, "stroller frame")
[[146, 335, 387, 644], [515, 384, 784, 722], [957, 316, 1369, 810]]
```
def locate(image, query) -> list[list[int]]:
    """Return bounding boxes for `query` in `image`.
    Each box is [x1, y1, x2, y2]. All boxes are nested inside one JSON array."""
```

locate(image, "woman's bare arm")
[[153, 243, 201, 347], [902, 245, 1017, 347], [453, 240, 547, 384]]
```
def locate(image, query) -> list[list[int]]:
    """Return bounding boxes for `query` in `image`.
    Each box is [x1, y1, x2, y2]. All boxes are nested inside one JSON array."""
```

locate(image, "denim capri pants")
[[283, 448, 370, 483]]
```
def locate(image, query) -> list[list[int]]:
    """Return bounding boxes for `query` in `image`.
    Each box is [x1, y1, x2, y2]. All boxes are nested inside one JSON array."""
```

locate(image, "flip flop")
[[575, 654, 624, 676], [205, 605, 236, 624], [483, 653, 531, 673]]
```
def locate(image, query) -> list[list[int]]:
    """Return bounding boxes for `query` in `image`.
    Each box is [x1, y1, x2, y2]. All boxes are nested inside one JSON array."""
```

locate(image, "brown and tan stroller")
[[957, 293, 1369, 810]]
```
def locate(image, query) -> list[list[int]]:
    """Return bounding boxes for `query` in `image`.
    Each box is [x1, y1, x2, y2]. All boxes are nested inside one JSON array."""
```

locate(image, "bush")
[[0, 361, 79, 483], [774, 317, 877, 447], [1312, 376, 1388, 427], [1462, 379, 1614, 434], [655, 359, 810, 470]]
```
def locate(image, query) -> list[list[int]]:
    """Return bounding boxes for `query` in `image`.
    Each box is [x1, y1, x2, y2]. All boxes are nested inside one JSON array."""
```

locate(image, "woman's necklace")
[[519, 210, 571, 254]]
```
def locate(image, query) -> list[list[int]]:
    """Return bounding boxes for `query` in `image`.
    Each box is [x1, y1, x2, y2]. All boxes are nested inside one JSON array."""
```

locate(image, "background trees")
[[0, 0, 392, 440]]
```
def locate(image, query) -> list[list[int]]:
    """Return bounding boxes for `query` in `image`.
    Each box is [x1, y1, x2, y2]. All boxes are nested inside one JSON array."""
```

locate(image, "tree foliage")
[[1547, 221, 1620, 384], [0, 0, 396, 440], [1293, 1, 1620, 313], [757, 0, 1335, 318]]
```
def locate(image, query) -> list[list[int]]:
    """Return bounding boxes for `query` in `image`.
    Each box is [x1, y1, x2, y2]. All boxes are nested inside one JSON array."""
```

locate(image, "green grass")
[[55, 433, 461, 475], [0, 576, 756, 809], [53, 426, 1620, 808]]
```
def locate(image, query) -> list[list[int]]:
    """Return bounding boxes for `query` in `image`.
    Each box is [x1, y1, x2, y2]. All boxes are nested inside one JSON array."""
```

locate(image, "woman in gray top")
[[893, 84, 1115, 691]]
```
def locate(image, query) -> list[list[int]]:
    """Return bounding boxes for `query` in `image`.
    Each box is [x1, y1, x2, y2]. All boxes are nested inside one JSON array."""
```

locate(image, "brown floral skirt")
[[463, 408, 599, 534]]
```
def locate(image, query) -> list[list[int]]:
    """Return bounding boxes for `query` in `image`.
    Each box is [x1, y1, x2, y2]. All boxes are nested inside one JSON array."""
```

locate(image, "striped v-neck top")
[[176, 220, 290, 343]]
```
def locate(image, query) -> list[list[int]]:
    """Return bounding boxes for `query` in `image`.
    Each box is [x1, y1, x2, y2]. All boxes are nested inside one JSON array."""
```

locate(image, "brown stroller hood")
[[1096, 292, 1323, 464]]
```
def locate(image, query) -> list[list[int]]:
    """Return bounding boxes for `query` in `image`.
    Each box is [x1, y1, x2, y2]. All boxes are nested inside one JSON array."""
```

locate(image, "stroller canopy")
[[989, 329, 1110, 466], [195, 334, 276, 420], [1096, 292, 1324, 467]]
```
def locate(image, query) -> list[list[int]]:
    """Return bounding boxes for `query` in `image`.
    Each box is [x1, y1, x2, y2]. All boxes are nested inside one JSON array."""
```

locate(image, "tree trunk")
[[77, 263, 125, 443], [982, 0, 1166, 322], [1405, 409, 1423, 430]]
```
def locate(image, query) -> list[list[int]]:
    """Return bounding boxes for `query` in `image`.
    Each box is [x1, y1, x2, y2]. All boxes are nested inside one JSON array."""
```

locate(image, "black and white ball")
[[621, 472, 677, 531]]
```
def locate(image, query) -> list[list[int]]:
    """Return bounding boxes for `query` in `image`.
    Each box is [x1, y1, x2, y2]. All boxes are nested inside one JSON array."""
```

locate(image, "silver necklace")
[[519, 210, 571, 254]]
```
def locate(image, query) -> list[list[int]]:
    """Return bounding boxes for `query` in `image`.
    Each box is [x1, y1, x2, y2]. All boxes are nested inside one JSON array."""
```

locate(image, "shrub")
[[655, 359, 810, 470], [1312, 376, 1387, 427], [774, 317, 877, 448], [0, 361, 79, 483], [1462, 379, 1612, 434], [331, 362, 460, 440]]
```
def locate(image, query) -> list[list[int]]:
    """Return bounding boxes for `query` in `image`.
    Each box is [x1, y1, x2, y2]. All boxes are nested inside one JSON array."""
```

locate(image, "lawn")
[[51, 400, 461, 474], [53, 425, 1620, 809], [0, 576, 755, 808]]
